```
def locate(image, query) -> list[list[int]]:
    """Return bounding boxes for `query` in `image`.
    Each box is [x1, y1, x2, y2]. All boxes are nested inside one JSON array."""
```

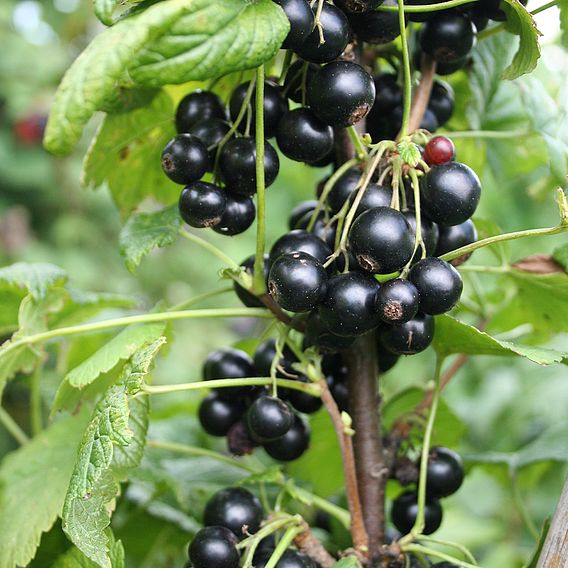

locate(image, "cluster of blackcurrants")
[[187, 486, 317, 568], [391, 446, 465, 538], [197, 343, 351, 460]]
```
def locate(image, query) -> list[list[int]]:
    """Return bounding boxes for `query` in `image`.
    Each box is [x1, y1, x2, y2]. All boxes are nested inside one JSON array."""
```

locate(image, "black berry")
[[334, 0, 382, 13], [188, 526, 239, 568], [233, 254, 270, 308], [198, 393, 244, 437], [307, 61, 376, 127], [379, 313, 435, 355], [161, 134, 209, 185], [435, 219, 477, 264], [274, 0, 315, 50], [283, 60, 319, 104], [247, 396, 294, 441], [285, 378, 323, 414], [288, 200, 318, 229], [376, 278, 419, 324], [303, 311, 357, 352], [420, 14, 475, 64], [424, 446, 465, 498], [178, 181, 227, 228], [213, 193, 256, 236], [428, 81, 455, 127], [204, 487, 263, 537], [264, 413, 310, 461], [254, 549, 317, 568], [188, 118, 232, 166], [203, 347, 256, 398], [391, 491, 443, 535], [175, 90, 226, 133], [403, 210, 439, 259], [269, 229, 332, 267], [347, 0, 403, 45]]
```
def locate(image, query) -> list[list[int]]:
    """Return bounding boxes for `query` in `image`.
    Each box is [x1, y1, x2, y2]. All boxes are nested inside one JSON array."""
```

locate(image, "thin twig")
[[407, 55, 437, 134]]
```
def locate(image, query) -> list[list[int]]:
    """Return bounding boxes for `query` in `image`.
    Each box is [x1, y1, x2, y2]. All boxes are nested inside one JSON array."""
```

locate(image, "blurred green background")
[[0, 1, 567, 566]]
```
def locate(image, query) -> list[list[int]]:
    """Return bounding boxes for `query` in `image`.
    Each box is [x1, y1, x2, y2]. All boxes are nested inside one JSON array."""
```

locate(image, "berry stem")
[[401, 544, 478, 568], [447, 128, 530, 139], [254, 64, 267, 295], [278, 50, 294, 85], [169, 285, 234, 312], [264, 525, 305, 568], [347, 126, 368, 160], [510, 471, 540, 539], [30, 363, 43, 436], [293, 519, 336, 567], [417, 535, 477, 564], [377, 0, 480, 11], [407, 54, 437, 134], [397, 0, 412, 139], [179, 229, 241, 271], [0, 405, 29, 446]]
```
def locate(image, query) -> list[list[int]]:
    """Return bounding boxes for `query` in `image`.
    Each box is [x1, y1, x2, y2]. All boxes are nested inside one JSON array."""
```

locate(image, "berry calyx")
[[379, 313, 435, 355], [175, 90, 226, 133], [391, 490, 443, 535], [247, 396, 294, 441], [161, 134, 210, 185], [424, 446, 465, 498], [204, 487, 264, 537], [375, 278, 419, 324], [268, 251, 327, 313], [188, 526, 239, 568], [178, 181, 227, 228], [263, 413, 310, 461], [424, 136, 456, 166]]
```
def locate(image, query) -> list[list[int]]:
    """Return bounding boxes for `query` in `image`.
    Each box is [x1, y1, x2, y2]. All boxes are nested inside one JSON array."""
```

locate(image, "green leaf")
[[82, 90, 179, 216], [0, 410, 91, 568], [553, 243, 568, 271], [53, 323, 166, 413], [63, 340, 164, 568], [561, 0, 568, 48], [53, 530, 124, 568], [433, 315, 567, 365], [119, 205, 181, 272], [93, 0, 116, 25], [398, 139, 421, 167], [501, 0, 542, 80], [332, 557, 363, 568], [44, 0, 288, 155], [523, 518, 550, 568], [238, 465, 284, 486], [0, 262, 67, 300]]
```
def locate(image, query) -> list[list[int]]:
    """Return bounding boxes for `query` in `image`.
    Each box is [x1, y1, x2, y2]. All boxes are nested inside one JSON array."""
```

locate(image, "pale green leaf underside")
[[119, 205, 182, 272], [0, 262, 67, 300], [44, 0, 289, 155], [433, 315, 567, 365], [0, 411, 90, 568], [53, 530, 124, 568], [94, 0, 117, 25]]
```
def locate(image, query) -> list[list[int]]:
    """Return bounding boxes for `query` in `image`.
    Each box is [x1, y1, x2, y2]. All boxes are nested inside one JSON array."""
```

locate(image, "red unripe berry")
[[424, 135, 456, 166]]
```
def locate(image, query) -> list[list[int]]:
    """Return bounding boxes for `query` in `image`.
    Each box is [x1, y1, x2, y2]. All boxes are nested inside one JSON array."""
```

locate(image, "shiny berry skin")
[[269, 229, 332, 267], [254, 549, 317, 568], [303, 311, 356, 352], [295, 211, 337, 249], [229, 81, 288, 139], [349, 207, 414, 274], [175, 90, 226, 133], [219, 137, 279, 196], [198, 393, 244, 436], [376, 347, 399, 373], [213, 193, 256, 236], [297, 3, 350, 64], [203, 348, 257, 399], [274, 0, 315, 50], [376, 278, 419, 324], [285, 378, 323, 414], [233, 254, 269, 308], [319, 272, 381, 337], [247, 396, 294, 441], [421, 162, 481, 226], [268, 251, 328, 312], [188, 118, 232, 166], [371, 74, 402, 113], [424, 446, 465, 498], [420, 14, 475, 64], [178, 182, 226, 228], [188, 526, 239, 568], [288, 200, 318, 230], [379, 312, 434, 355], [349, 184, 392, 217], [392, 105, 438, 133], [283, 60, 319, 104], [334, 0, 382, 13], [204, 487, 263, 537], [431, 563, 460, 568], [436, 56, 469, 76], [347, 0, 403, 44], [264, 414, 310, 461], [391, 491, 443, 535], [276, 108, 334, 163], [428, 81, 455, 127], [253, 338, 294, 376], [409, 257, 463, 315], [307, 62, 376, 127], [403, 210, 439, 260], [161, 134, 209, 185], [424, 136, 456, 166], [435, 219, 477, 263]]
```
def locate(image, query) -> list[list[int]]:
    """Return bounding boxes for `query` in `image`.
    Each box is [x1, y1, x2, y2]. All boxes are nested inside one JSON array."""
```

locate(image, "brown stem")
[[345, 333, 385, 562], [258, 293, 305, 332], [407, 55, 437, 134], [537, 474, 568, 567], [294, 519, 336, 567], [319, 378, 369, 556]]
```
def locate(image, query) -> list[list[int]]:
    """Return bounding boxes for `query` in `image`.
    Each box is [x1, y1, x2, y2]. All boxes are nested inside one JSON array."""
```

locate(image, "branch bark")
[[294, 519, 337, 567], [407, 54, 437, 133], [537, 474, 568, 567]]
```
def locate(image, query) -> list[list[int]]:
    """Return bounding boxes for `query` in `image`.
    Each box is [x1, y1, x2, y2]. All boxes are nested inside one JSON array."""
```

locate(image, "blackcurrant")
[[379, 313, 435, 355], [283, 60, 319, 104], [269, 229, 332, 267], [392, 105, 439, 134], [295, 211, 337, 249], [175, 90, 226, 133], [288, 200, 318, 230], [233, 254, 269, 308], [350, 184, 392, 217], [285, 378, 323, 414], [420, 14, 475, 63], [424, 135, 456, 166], [328, 375, 349, 412], [349, 207, 414, 274], [435, 219, 477, 264], [371, 74, 402, 114], [247, 396, 294, 441], [403, 210, 439, 258], [436, 56, 469, 75], [213, 193, 256, 236], [326, 167, 363, 215], [219, 137, 279, 196], [204, 487, 264, 537], [254, 549, 318, 568], [227, 418, 258, 456], [188, 526, 239, 568], [188, 118, 232, 165], [404, 0, 438, 21], [375, 278, 419, 324], [264, 413, 310, 461], [421, 162, 481, 226], [276, 108, 334, 163], [229, 81, 288, 139], [428, 81, 455, 127], [303, 311, 357, 352], [198, 393, 244, 437], [377, 348, 399, 373], [409, 257, 463, 314], [318, 271, 380, 337], [161, 134, 209, 185], [296, 3, 350, 64], [273, 0, 315, 50], [202, 347, 257, 398], [347, 0, 403, 44], [424, 446, 465, 498], [334, 0, 382, 13], [391, 491, 443, 535], [253, 338, 294, 377], [178, 182, 227, 228], [307, 61, 376, 127]]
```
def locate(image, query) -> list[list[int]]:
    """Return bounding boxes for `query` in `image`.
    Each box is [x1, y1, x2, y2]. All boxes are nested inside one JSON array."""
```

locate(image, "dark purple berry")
[[198, 393, 244, 436], [213, 193, 256, 236], [379, 313, 435, 355], [188, 526, 239, 568], [376, 278, 419, 324], [247, 396, 294, 441], [391, 491, 443, 535], [204, 487, 263, 537], [175, 90, 226, 133], [264, 414, 310, 461], [178, 181, 226, 228], [161, 134, 209, 185]]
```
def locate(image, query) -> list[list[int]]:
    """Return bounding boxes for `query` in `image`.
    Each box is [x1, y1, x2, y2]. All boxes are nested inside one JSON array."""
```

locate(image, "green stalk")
[[30, 364, 43, 436], [179, 230, 240, 271], [347, 126, 368, 160], [397, 0, 412, 139], [417, 535, 477, 565], [402, 544, 478, 568], [254, 65, 267, 295], [264, 525, 304, 568], [447, 129, 529, 139], [511, 471, 540, 539], [378, 0, 479, 11], [169, 286, 234, 312], [0, 406, 29, 445]]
